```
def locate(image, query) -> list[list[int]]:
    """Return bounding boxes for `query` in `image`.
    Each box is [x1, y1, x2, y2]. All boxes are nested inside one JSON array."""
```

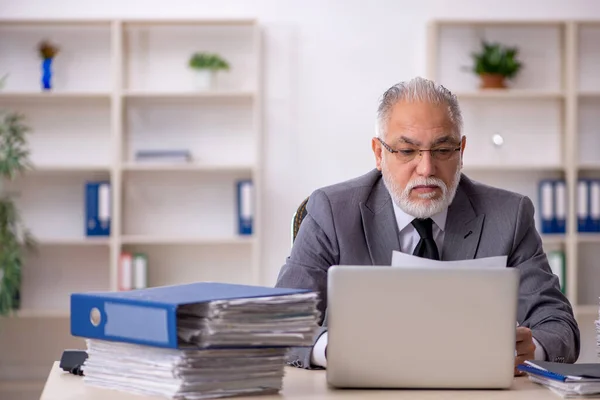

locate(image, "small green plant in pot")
[[188, 52, 230, 91], [469, 41, 523, 89], [0, 110, 36, 315]]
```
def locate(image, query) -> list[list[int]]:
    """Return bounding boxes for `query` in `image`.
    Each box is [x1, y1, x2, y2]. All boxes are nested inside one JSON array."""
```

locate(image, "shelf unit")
[[428, 19, 600, 362], [0, 18, 262, 383]]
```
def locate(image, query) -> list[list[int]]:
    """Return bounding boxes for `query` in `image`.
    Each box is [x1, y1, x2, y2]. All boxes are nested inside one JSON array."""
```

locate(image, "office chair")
[[291, 196, 309, 245]]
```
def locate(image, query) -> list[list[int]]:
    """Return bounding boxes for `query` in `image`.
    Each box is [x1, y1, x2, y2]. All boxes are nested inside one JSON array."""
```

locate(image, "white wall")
[[2, 0, 600, 286]]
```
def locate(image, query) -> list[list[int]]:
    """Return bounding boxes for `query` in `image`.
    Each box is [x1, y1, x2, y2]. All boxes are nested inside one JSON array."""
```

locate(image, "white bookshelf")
[[0, 19, 262, 315], [428, 19, 600, 331]]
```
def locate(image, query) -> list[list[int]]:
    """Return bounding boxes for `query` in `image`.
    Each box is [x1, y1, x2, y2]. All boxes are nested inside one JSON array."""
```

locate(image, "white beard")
[[381, 158, 462, 219]]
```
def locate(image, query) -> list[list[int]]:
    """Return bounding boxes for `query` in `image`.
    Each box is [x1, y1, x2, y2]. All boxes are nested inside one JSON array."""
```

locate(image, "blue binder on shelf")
[[85, 181, 111, 236], [589, 179, 600, 232], [237, 180, 253, 235], [539, 180, 555, 234], [554, 180, 566, 234], [577, 179, 600, 233], [70, 282, 311, 349]]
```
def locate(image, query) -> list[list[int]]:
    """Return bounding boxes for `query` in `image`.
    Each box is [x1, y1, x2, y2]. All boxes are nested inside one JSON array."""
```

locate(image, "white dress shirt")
[[310, 201, 547, 367]]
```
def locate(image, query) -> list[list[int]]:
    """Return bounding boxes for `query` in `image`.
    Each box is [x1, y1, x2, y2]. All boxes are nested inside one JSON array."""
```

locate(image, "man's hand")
[[514, 327, 536, 376]]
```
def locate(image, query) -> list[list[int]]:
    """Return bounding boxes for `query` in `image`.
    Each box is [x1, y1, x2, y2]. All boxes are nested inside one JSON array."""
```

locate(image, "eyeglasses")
[[376, 137, 461, 163]]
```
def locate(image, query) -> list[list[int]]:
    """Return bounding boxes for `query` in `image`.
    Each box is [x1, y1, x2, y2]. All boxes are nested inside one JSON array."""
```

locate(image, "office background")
[[1, 0, 600, 399]]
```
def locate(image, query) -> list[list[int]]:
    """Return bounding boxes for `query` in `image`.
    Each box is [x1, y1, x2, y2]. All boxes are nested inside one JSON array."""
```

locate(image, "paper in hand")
[[391, 250, 507, 269]]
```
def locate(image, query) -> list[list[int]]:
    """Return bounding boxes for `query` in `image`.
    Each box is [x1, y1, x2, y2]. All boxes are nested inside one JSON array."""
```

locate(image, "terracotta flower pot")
[[479, 73, 506, 89]]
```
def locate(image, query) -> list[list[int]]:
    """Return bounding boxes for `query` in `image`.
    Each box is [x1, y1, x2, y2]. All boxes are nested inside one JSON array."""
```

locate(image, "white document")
[[391, 250, 507, 269]]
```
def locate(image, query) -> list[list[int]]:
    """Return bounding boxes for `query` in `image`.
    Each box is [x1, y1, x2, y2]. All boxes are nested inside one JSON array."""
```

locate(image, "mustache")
[[405, 177, 447, 192]]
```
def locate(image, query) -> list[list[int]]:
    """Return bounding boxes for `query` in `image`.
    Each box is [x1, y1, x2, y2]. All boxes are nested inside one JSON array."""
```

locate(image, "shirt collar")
[[391, 199, 448, 233]]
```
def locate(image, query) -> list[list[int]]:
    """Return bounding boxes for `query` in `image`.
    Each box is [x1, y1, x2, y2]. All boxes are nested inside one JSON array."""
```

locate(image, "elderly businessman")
[[275, 76, 580, 374]]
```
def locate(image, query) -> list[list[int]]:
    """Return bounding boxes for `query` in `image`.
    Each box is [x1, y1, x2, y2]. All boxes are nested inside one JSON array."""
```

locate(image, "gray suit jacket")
[[275, 168, 580, 369]]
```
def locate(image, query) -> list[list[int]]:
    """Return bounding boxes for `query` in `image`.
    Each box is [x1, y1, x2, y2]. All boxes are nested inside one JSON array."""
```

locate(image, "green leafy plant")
[[188, 52, 230, 71], [0, 110, 35, 316], [470, 41, 523, 79]]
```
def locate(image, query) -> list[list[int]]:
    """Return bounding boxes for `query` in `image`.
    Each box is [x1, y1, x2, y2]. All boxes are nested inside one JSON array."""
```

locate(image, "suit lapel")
[[441, 176, 485, 261], [360, 177, 401, 266]]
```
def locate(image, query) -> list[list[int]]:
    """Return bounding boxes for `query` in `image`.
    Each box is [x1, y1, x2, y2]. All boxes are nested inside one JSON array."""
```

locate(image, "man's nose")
[[415, 151, 435, 176]]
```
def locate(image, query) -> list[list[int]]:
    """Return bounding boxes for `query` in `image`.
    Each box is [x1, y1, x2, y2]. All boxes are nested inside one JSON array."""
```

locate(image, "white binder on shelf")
[[578, 179, 591, 232], [539, 180, 555, 234], [554, 180, 566, 234]]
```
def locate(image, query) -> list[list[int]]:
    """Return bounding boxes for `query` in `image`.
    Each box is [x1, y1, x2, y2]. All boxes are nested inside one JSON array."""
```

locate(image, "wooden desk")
[[40, 361, 555, 400]]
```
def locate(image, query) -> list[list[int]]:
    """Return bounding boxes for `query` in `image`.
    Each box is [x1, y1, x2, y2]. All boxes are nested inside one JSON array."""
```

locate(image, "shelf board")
[[575, 305, 599, 316], [577, 164, 600, 171], [123, 18, 256, 26], [3, 309, 69, 318], [462, 164, 565, 172], [123, 91, 254, 101], [578, 91, 600, 99], [577, 234, 600, 243], [541, 235, 566, 245], [36, 237, 111, 246], [29, 165, 112, 174], [121, 235, 255, 245], [433, 19, 566, 27], [454, 90, 564, 100], [122, 163, 254, 173], [0, 92, 111, 101]]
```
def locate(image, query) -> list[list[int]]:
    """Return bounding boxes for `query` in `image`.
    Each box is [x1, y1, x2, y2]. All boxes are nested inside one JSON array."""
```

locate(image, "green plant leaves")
[[0, 109, 34, 316], [471, 40, 523, 79], [188, 52, 230, 71]]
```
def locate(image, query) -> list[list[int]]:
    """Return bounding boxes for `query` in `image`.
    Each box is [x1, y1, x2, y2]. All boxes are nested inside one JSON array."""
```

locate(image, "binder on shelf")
[[554, 180, 566, 234], [85, 181, 111, 237], [577, 179, 600, 233], [133, 253, 148, 290], [237, 180, 253, 235], [539, 180, 556, 234], [118, 253, 133, 291], [547, 250, 566, 294], [70, 282, 317, 349], [578, 179, 591, 232], [590, 180, 600, 232]]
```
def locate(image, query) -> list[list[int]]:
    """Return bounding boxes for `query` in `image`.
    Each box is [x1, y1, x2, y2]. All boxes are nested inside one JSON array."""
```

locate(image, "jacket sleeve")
[[509, 196, 580, 363], [274, 189, 340, 369]]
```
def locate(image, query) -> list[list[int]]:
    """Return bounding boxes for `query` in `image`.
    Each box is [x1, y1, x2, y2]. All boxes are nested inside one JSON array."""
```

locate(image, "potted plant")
[[0, 110, 36, 315], [469, 41, 523, 89], [188, 52, 230, 91]]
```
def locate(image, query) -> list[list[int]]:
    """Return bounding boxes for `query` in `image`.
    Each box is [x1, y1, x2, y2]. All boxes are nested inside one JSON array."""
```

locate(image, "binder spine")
[[118, 252, 133, 291], [133, 253, 148, 290], [70, 294, 178, 348], [578, 179, 590, 232], [554, 180, 566, 234], [85, 181, 111, 236], [591, 180, 600, 232], [539, 180, 554, 234], [237, 180, 253, 235]]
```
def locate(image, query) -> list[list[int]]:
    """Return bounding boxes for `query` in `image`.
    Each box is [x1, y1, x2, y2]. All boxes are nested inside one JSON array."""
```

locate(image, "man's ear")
[[372, 137, 383, 171], [459, 135, 466, 168]]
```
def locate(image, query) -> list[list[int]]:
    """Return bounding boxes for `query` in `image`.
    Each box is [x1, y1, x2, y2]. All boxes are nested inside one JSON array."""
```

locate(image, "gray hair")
[[375, 77, 463, 139]]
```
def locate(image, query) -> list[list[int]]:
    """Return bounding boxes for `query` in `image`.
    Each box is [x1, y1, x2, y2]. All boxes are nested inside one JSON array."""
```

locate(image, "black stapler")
[[59, 350, 88, 376]]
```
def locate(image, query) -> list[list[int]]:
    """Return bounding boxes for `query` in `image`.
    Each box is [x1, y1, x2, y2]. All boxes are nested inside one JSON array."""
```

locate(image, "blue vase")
[[41, 58, 53, 90]]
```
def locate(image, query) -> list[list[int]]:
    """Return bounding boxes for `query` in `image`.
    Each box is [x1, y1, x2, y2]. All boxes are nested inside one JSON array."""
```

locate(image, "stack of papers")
[[75, 284, 322, 399], [177, 292, 320, 347], [519, 360, 600, 398], [596, 297, 600, 360], [83, 340, 287, 399]]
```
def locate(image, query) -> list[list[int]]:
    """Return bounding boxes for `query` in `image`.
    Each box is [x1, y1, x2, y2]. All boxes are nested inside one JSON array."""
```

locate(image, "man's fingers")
[[516, 340, 536, 356], [516, 326, 532, 342]]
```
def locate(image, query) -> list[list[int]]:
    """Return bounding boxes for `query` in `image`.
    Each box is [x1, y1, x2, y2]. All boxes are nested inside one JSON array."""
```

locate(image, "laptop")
[[325, 265, 520, 389]]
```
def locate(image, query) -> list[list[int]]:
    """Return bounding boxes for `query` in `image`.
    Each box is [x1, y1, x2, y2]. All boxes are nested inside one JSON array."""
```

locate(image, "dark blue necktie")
[[411, 218, 440, 260]]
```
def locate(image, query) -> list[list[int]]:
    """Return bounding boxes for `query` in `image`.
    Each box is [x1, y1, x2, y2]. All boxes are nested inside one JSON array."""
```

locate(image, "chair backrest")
[[291, 196, 310, 246]]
